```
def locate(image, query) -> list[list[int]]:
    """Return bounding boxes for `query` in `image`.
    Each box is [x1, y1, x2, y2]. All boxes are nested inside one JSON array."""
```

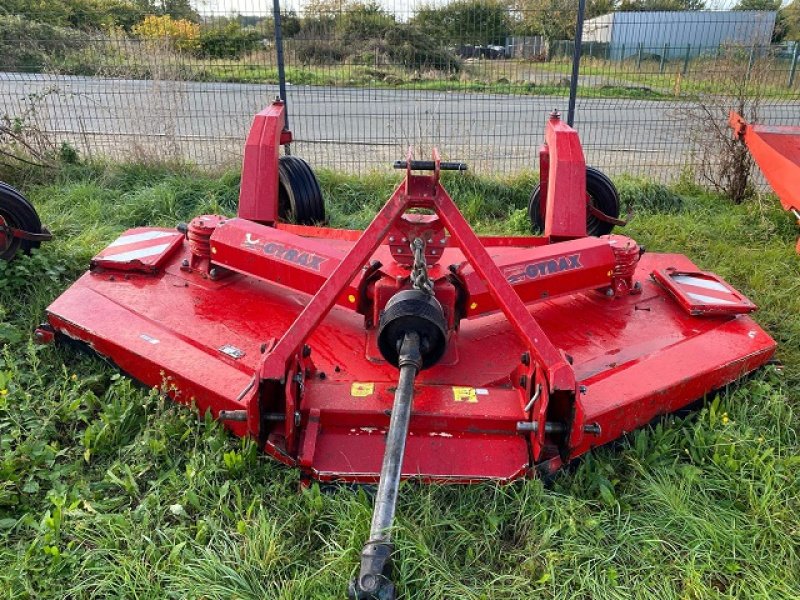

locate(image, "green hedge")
[[0, 16, 90, 72]]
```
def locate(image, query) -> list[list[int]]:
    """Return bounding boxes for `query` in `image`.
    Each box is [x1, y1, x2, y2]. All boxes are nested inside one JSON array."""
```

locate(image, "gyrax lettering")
[[264, 242, 327, 271], [505, 253, 582, 284], [243, 237, 327, 271]]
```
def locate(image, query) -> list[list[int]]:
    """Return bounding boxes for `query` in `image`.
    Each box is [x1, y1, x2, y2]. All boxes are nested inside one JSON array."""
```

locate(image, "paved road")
[[1, 72, 798, 176]]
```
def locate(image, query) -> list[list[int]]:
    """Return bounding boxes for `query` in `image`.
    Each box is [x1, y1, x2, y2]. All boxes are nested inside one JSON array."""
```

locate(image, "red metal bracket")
[[238, 100, 290, 225], [543, 112, 587, 241], [652, 268, 756, 316]]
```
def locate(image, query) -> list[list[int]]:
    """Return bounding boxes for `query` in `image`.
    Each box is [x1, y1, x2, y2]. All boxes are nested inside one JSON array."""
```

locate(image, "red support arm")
[[238, 100, 292, 225], [543, 113, 587, 240]]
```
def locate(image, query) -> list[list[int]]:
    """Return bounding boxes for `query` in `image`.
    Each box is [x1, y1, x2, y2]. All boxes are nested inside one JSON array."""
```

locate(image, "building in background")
[[505, 36, 548, 60], [583, 10, 777, 60]]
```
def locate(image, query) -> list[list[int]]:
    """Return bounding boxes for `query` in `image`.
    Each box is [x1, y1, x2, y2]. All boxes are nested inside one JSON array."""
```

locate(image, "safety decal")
[[453, 386, 480, 403], [351, 382, 375, 397]]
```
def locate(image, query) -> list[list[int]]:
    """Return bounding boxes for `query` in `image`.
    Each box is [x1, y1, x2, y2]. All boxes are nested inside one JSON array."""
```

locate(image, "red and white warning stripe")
[[94, 229, 183, 268], [100, 230, 178, 262], [670, 273, 739, 306]]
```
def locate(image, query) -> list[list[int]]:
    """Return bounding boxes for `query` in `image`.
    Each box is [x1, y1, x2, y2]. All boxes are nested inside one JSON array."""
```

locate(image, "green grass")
[[1, 162, 799, 598], [527, 57, 800, 99], [196, 64, 668, 100], [59, 46, 796, 101]]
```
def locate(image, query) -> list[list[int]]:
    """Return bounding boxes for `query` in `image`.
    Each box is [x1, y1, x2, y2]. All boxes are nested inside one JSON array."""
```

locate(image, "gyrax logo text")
[[243, 234, 327, 271], [504, 253, 582, 284]]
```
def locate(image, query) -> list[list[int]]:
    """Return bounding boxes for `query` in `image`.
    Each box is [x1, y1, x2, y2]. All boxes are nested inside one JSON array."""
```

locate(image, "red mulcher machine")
[[27, 101, 775, 598], [730, 111, 800, 253]]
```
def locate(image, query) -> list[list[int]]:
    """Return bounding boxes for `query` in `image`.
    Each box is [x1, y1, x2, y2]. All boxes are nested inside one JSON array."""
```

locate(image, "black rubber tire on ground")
[[277, 155, 325, 225], [528, 166, 620, 236], [0, 181, 43, 261]]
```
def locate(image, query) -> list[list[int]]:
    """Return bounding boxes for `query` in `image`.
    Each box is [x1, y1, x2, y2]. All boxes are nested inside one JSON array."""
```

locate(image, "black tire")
[[277, 156, 325, 225], [528, 166, 620, 236], [0, 182, 42, 261]]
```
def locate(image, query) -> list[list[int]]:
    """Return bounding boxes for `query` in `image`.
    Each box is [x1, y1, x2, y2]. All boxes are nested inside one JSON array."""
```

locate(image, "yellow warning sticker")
[[351, 382, 375, 397], [452, 386, 478, 403]]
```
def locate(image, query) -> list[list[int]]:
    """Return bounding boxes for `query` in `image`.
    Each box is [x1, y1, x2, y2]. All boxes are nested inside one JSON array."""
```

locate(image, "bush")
[[385, 24, 461, 72], [0, 0, 140, 32], [198, 21, 262, 59], [292, 20, 459, 72], [0, 15, 90, 72], [411, 0, 511, 45], [293, 32, 347, 65], [132, 14, 200, 53], [336, 2, 395, 43]]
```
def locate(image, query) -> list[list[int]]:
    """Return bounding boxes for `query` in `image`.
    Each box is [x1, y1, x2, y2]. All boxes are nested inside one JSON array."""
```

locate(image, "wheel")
[[277, 156, 325, 225], [0, 182, 43, 261], [528, 166, 620, 236]]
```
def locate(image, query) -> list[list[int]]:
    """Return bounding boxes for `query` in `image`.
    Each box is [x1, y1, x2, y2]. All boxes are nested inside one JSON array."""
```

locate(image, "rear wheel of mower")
[[0, 182, 43, 261], [528, 166, 620, 236], [277, 155, 325, 225]]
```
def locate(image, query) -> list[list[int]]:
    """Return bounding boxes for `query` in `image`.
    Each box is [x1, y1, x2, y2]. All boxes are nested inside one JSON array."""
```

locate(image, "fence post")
[[637, 42, 643, 70], [682, 44, 691, 75], [789, 44, 799, 88], [272, 0, 289, 132], [659, 43, 668, 73], [567, 0, 586, 127]]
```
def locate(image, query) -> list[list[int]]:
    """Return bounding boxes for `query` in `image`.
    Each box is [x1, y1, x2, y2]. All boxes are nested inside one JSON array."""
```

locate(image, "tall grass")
[[0, 162, 798, 598]]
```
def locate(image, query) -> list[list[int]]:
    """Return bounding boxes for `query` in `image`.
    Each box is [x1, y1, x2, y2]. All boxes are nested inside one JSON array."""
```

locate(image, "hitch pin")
[[218, 410, 286, 422], [516, 421, 602, 436]]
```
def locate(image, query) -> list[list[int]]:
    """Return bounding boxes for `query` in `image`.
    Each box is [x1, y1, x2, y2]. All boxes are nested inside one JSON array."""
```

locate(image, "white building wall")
[[583, 11, 776, 60], [583, 13, 615, 44]]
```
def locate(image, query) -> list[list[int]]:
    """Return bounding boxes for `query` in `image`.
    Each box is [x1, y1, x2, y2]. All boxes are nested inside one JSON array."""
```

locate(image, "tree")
[[733, 0, 785, 42], [198, 19, 261, 58], [733, 0, 779, 9], [133, 13, 200, 51], [0, 0, 142, 30], [280, 10, 301, 37], [262, 10, 301, 38], [617, 0, 704, 10], [336, 2, 395, 44], [783, 0, 800, 40], [511, 0, 615, 41], [132, 0, 199, 22], [412, 0, 511, 45]]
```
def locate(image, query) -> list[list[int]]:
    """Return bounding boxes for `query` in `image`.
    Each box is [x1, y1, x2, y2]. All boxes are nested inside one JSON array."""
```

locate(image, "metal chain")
[[411, 237, 434, 296]]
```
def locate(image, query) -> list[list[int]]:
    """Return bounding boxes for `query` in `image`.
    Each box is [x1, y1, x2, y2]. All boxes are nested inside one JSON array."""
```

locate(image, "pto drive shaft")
[[349, 331, 421, 600]]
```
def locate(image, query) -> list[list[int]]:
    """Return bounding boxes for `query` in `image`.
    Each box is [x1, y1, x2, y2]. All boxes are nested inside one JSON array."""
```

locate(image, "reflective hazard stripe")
[[107, 230, 176, 248], [672, 274, 729, 293], [686, 292, 737, 305], [670, 273, 742, 306], [101, 243, 172, 263]]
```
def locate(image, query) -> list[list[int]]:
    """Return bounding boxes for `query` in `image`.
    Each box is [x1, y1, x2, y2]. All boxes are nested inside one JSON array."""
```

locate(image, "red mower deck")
[[47, 234, 774, 480]]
